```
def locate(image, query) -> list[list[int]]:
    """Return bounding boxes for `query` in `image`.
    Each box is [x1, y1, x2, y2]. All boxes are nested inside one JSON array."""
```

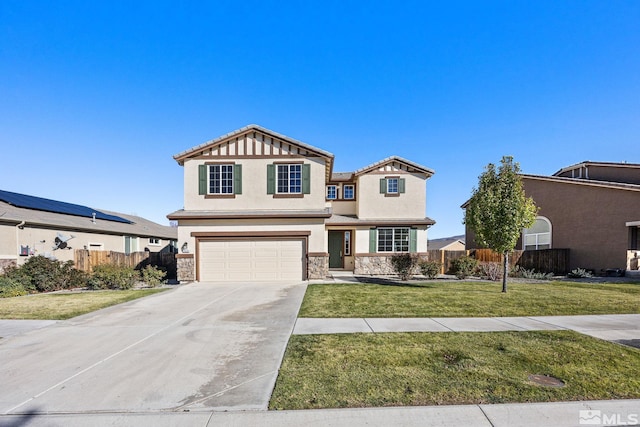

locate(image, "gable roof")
[[173, 124, 335, 182], [354, 156, 435, 177], [428, 235, 465, 250], [521, 173, 640, 192], [553, 161, 640, 177]]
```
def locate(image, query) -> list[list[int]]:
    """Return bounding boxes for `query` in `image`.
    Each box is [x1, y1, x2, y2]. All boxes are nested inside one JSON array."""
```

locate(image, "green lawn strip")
[[270, 331, 640, 410], [299, 281, 640, 318], [0, 289, 168, 320]]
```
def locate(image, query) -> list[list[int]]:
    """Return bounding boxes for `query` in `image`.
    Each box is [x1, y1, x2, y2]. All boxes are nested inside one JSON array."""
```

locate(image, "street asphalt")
[[0, 280, 639, 426]]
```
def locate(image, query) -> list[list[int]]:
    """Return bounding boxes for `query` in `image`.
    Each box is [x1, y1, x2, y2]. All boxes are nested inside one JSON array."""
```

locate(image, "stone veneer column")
[[307, 255, 329, 279], [176, 254, 195, 282]]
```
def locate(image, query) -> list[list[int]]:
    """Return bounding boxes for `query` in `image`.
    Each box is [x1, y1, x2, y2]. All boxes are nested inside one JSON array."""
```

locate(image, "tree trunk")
[[502, 251, 508, 293]]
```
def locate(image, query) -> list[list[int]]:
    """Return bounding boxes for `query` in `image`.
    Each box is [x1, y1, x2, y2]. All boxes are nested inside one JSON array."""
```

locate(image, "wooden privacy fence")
[[74, 250, 177, 278], [472, 248, 570, 275], [426, 248, 570, 275]]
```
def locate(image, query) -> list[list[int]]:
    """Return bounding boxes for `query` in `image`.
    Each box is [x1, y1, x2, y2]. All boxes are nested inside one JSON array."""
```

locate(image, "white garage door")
[[199, 239, 304, 282]]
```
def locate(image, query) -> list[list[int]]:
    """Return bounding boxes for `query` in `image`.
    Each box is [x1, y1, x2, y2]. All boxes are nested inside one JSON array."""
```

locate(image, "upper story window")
[[343, 185, 355, 199], [387, 178, 399, 194], [149, 238, 160, 245], [267, 163, 310, 196], [277, 164, 302, 194], [378, 227, 410, 252], [209, 164, 234, 194], [380, 177, 405, 195], [198, 163, 242, 196], [327, 185, 337, 200], [523, 216, 552, 250]]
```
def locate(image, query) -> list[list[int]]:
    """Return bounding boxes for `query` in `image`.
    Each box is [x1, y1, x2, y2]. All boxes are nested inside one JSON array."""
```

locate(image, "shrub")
[[477, 262, 502, 281], [89, 265, 139, 290], [390, 253, 418, 281], [510, 265, 554, 280], [140, 265, 166, 288], [3, 256, 87, 292], [450, 256, 478, 279], [0, 276, 27, 298], [419, 260, 441, 279], [568, 268, 593, 278]]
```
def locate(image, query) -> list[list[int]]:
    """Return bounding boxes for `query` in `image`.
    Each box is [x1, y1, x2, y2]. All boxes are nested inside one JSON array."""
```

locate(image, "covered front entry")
[[198, 239, 305, 282]]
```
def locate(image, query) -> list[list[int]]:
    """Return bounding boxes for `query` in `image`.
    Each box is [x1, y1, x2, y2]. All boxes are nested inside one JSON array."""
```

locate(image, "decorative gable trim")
[[173, 124, 334, 165], [354, 156, 435, 177]]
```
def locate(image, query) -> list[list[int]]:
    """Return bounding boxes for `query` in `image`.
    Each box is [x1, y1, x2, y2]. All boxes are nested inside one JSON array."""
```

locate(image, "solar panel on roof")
[[0, 190, 133, 224]]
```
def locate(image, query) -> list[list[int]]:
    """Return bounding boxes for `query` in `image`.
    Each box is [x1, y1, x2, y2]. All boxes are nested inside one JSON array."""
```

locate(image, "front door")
[[328, 231, 344, 269]]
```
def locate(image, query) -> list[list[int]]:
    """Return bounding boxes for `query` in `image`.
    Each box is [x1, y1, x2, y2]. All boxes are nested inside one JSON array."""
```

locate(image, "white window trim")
[[208, 164, 234, 195], [326, 185, 337, 200], [149, 238, 161, 246], [277, 164, 302, 194], [523, 216, 552, 250], [386, 178, 399, 194], [343, 184, 355, 200], [377, 227, 410, 253]]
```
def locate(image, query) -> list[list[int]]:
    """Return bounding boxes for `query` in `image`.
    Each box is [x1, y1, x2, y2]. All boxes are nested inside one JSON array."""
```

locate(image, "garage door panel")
[[199, 239, 304, 282]]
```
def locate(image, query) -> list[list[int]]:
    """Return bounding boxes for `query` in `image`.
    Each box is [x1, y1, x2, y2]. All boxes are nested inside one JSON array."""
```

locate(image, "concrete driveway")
[[0, 281, 306, 416]]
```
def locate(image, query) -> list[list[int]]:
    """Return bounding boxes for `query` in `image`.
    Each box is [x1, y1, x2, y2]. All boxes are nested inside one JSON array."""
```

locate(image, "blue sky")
[[1, 1, 639, 238]]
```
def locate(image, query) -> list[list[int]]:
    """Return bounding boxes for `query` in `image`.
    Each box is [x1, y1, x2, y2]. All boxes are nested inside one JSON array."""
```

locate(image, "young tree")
[[464, 156, 537, 292]]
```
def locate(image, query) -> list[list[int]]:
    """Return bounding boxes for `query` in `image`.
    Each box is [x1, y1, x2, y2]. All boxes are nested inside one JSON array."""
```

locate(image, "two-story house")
[[168, 124, 435, 282]]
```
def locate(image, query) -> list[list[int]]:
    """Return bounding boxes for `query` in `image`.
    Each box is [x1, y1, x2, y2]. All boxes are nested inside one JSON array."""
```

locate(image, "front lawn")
[[270, 331, 640, 410], [0, 289, 168, 320], [299, 281, 640, 318]]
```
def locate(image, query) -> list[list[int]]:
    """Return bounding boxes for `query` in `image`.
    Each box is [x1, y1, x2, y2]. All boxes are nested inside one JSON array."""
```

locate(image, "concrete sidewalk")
[[293, 313, 640, 344], [1, 399, 638, 426]]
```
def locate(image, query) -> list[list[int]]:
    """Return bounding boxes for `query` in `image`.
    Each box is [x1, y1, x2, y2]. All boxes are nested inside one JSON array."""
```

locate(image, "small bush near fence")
[[419, 260, 441, 279], [88, 265, 139, 290], [510, 266, 554, 280], [477, 262, 502, 281], [141, 265, 166, 288], [451, 256, 478, 279]]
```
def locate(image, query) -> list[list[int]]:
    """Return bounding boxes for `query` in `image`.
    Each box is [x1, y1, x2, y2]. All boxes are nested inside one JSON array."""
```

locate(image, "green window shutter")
[[234, 164, 242, 195], [198, 165, 207, 195], [399, 178, 406, 194], [379, 178, 386, 194], [302, 164, 311, 194], [409, 229, 417, 253], [267, 164, 275, 194], [369, 228, 377, 253]]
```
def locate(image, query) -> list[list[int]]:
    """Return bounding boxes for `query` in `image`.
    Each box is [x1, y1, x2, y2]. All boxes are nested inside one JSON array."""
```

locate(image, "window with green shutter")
[[198, 163, 241, 196], [269, 163, 310, 195], [380, 177, 406, 194]]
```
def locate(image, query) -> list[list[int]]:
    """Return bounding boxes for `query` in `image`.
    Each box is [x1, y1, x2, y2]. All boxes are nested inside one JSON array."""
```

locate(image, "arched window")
[[523, 216, 552, 250]]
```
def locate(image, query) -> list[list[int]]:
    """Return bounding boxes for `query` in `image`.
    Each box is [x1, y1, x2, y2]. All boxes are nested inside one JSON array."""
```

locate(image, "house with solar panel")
[[0, 190, 177, 272]]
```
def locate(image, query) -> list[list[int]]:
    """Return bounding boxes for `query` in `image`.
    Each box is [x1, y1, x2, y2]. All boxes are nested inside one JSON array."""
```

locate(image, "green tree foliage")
[[464, 156, 537, 292]]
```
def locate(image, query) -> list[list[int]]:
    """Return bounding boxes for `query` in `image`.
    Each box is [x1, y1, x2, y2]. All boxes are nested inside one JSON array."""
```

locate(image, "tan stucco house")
[[465, 161, 640, 274], [168, 124, 435, 282], [0, 190, 177, 272]]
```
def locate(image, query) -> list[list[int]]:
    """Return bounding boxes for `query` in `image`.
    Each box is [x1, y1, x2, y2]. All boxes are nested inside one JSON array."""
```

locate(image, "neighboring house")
[[168, 124, 435, 282], [0, 190, 177, 272], [464, 161, 640, 274], [428, 235, 465, 251]]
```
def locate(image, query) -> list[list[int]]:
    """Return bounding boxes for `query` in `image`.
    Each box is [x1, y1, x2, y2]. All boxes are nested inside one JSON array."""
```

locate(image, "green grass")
[[299, 281, 640, 318], [270, 331, 640, 410], [0, 289, 168, 320]]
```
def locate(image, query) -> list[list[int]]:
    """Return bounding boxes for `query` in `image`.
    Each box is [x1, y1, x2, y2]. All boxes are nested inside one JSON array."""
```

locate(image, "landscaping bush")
[[88, 265, 139, 290], [477, 262, 502, 281], [450, 256, 478, 279], [568, 268, 593, 278], [418, 260, 441, 279], [0, 276, 27, 298], [3, 256, 88, 292], [510, 265, 554, 280], [140, 265, 166, 287], [390, 253, 418, 280]]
